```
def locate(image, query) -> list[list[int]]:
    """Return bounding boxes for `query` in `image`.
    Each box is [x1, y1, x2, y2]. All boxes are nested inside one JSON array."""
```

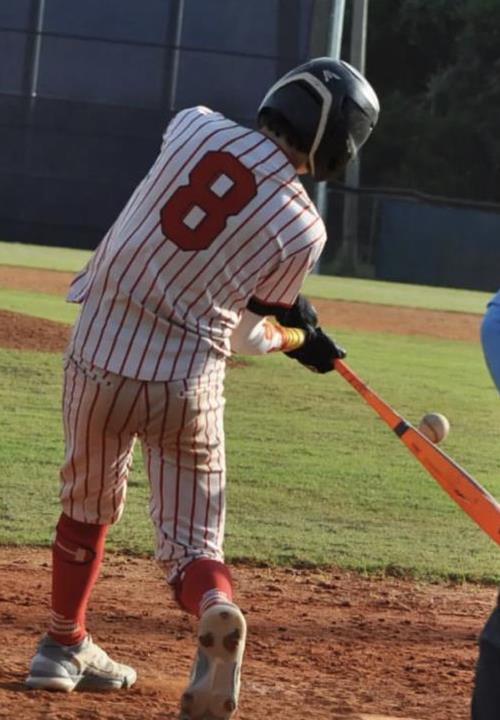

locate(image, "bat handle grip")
[[334, 357, 346, 371]]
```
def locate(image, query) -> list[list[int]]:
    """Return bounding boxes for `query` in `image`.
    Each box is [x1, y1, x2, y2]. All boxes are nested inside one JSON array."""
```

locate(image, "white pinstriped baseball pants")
[[60, 355, 226, 577]]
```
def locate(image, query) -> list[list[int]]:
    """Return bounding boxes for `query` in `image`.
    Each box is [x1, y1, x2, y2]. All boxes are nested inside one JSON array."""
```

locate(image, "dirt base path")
[[0, 547, 493, 720], [0, 266, 482, 354]]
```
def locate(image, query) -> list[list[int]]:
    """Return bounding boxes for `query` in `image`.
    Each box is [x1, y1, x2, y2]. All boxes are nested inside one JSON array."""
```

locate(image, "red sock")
[[176, 559, 234, 617], [49, 513, 108, 646]]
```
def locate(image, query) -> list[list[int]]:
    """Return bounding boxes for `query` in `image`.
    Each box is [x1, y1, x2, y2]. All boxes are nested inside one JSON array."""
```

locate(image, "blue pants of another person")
[[472, 293, 500, 719]]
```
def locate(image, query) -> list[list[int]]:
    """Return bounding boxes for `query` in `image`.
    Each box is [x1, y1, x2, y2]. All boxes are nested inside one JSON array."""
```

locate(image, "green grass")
[[304, 274, 492, 314], [0, 240, 492, 314], [2, 331, 500, 582], [0, 289, 78, 324], [1, 241, 499, 581], [0, 241, 91, 272], [0, 276, 490, 327]]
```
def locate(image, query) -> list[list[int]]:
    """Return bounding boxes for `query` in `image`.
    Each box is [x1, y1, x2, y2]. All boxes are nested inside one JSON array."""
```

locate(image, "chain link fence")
[[2, 0, 499, 290], [0, 0, 316, 249], [320, 183, 500, 291]]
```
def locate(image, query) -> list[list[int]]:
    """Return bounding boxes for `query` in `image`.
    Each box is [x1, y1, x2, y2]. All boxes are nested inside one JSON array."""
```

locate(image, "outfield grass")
[[0, 241, 91, 272], [303, 275, 492, 314], [0, 289, 78, 324], [0, 241, 492, 314], [2, 331, 500, 582], [0, 280, 489, 329]]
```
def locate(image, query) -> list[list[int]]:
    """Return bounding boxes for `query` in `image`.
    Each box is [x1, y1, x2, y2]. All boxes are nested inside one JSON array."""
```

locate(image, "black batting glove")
[[274, 294, 318, 333], [286, 326, 346, 373]]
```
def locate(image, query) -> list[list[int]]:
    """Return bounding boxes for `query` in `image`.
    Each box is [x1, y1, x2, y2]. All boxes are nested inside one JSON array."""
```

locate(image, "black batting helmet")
[[257, 57, 379, 181]]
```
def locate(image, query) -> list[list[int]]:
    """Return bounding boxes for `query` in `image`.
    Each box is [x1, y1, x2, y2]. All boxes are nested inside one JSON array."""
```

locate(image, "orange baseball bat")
[[334, 358, 500, 545]]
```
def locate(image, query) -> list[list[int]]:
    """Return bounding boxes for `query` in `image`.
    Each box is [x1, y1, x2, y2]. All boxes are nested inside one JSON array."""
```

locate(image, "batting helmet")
[[257, 57, 379, 181]]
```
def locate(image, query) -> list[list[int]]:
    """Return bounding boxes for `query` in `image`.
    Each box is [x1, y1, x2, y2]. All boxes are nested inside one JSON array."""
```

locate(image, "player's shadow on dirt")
[[0, 680, 31, 692], [1, 679, 124, 695]]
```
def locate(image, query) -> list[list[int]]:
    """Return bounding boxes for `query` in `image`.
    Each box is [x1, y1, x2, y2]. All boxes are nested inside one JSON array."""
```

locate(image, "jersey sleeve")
[[161, 106, 214, 150], [252, 189, 327, 308], [253, 231, 325, 309], [66, 228, 112, 303]]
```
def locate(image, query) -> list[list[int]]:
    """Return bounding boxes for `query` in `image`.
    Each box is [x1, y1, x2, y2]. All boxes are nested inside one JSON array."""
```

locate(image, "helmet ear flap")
[[311, 115, 353, 180], [331, 141, 354, 178], [258, 80, 324, 155], [258, 58, 379, 182], [313, 95, 377, 180]]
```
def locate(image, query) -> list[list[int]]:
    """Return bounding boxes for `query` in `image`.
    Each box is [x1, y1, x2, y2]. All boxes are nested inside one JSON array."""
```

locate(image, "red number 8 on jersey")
[[160, 150, 258, 251]]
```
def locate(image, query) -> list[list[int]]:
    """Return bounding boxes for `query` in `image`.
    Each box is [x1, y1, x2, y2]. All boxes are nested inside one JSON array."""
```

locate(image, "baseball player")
[[471, 295, 500, 719], [26, 58, 379, 719]]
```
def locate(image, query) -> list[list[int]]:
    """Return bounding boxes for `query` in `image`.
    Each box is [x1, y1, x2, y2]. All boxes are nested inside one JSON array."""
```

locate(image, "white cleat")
[[26, 634, 137, 692], [180, 604, 247, 720]]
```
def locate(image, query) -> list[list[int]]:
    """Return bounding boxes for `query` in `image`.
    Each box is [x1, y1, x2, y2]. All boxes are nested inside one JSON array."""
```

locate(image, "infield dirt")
[[0, 265, 482, 354], [0, 547, 493, 720], [0, 265, 490, 719]]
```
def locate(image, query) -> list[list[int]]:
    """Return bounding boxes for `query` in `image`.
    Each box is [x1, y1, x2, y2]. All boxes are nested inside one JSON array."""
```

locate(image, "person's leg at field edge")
[[26, 359, 139, 692], [471, 295, 500, 718], [472, 599, 500, 719], [145, 370, 246, 720]]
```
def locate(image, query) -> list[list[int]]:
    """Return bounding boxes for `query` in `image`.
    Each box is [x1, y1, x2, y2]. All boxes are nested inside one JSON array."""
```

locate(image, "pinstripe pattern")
[[59, 106, 326, 578], [61, 358, 226, 569], [66, 106, 325, 382]]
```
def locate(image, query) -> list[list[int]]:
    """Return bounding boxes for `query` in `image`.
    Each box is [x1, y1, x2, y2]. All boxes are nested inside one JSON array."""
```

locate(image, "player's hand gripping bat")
[[334, 358, 500, 545]]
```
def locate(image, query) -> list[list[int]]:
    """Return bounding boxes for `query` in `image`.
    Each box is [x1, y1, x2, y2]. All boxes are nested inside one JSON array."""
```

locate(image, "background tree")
[[362, 0, 500, 203]]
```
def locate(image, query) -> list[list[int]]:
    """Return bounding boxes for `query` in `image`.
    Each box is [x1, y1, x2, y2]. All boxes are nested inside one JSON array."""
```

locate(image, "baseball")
[[418, 412, 450, 444]]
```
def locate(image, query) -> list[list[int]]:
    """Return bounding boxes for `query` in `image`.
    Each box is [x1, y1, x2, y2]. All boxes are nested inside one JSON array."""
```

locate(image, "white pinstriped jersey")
[[67, 106, 326, 381]]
